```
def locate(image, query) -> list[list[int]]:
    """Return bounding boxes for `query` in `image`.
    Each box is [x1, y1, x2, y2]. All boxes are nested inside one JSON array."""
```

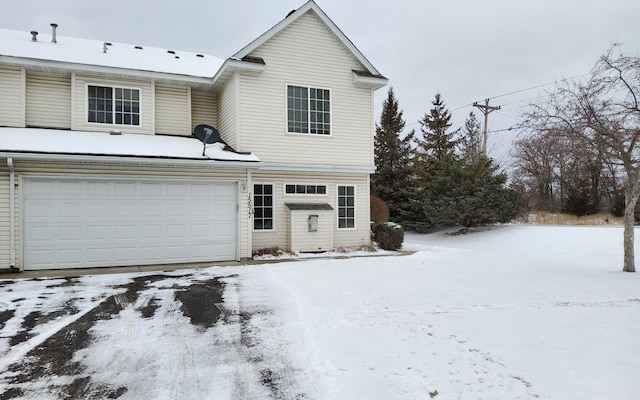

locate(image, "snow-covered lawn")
[[1, 225, 638, 399]]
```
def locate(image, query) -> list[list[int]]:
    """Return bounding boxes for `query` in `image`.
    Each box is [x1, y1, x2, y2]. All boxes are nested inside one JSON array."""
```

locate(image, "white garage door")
[[23, 177, 237, 270]]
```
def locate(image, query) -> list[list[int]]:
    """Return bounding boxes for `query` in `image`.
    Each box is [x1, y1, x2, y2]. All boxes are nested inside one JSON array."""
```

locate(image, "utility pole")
[[473, 99, 501, 157]]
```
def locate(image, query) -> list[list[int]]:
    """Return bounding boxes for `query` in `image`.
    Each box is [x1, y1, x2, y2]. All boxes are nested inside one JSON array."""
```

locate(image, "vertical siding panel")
[[217, 74, 237, 149], [191, 90, 218, 131], [155, 85, 190, 136], [26, 72, 72, 129], [0, 168, 9, 268], [0, 67, 25, 127]]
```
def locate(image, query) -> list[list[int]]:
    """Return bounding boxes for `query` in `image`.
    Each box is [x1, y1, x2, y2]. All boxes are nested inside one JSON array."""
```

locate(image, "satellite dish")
[[193, 124, 220, 144], [193, 124, 220, 156]]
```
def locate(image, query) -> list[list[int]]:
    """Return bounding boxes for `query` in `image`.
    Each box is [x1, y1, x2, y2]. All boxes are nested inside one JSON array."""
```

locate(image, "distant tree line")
[[514, 44, 639, 272], [371, 89, 519, 232]]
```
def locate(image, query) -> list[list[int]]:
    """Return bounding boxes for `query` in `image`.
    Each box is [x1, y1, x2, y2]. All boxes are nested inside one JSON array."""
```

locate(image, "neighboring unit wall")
[[155, 85, 191, 136], [217, 74, 238, 149], [237, 12, 374, 167], [0, 67, 25, 127], [251, 171, 370, 252], [72, 74, 153, 134], [191, 90, 218, 132], [26, 72, 72, 129]]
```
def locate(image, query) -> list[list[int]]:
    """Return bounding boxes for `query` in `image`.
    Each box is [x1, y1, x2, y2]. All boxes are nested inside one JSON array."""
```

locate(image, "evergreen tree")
[[422, 158, 520, 227], [416, 93, 457, 166], [458, 112, 482, 165], [372, 87, 415, 220]]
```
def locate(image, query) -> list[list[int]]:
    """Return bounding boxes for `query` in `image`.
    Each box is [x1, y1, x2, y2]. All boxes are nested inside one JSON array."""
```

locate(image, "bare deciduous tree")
[[521, 44, 640, 272]]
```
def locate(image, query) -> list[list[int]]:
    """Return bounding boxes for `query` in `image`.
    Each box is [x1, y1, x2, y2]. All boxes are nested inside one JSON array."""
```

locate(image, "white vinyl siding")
[[290, 209, 333, 252], [3, 161, 252, 269], [26, 72, 72, 129], [155, 85, 191, 136], [237, 12, 374, 167], [217, 74, 238, 149], [191, 90, 218, 132], [73, 75, 152, 134], [0, 167, 10, 268], [251, 171, 369, 252], [0, 67, 25, 127]]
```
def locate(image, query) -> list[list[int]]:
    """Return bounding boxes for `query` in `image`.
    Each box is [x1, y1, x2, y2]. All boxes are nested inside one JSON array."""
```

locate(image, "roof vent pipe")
[[30, 31, 38, 41], [50, 23, 58, 43]]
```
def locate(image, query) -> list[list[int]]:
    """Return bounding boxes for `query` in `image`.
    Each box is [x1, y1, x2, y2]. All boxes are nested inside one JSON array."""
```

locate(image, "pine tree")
[[458, 112, 482, 165], [372, 87, 415, 220], [416, 93, 457, 166]]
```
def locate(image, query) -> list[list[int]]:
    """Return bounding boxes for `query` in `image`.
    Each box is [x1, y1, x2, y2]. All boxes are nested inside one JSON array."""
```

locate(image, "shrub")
[[370, 196, 390, 224], [374, 222, 404, 251]]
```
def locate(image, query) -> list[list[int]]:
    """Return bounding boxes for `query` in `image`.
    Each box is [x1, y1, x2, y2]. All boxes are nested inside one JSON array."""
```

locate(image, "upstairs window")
[[287, 85, 330, 135], [88, 85, 140, 125]]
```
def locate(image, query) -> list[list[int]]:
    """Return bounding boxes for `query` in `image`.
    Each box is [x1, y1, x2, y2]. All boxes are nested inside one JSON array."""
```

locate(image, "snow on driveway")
[[1, 225, 639, 399]]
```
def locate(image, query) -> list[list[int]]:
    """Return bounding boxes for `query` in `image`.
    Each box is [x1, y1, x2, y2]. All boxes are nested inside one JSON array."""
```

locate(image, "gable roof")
[[232, 0, 384, 78]]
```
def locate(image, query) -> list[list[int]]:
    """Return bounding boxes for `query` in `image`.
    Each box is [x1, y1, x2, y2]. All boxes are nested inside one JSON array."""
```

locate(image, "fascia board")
[[260, 162, 375, 174], [1, 152, 263, 169], [0, 55, 215, 87]]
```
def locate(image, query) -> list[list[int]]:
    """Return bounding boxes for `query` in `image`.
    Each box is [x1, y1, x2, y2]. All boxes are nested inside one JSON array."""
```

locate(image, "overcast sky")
[[2, 0, 639, 164]]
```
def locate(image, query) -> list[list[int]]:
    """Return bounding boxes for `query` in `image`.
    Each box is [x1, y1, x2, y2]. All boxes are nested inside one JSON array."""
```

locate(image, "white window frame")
[[336, 184, 357, 230], [86, 83, 141, 126], [253, 183, 275, 231], [285, 83, 332, 136], [284, 183, 328, 196]]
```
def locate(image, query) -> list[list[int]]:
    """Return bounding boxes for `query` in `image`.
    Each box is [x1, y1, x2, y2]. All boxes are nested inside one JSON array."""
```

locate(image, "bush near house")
[[370, 196, 390, 224], [374, 222, 404, 251]]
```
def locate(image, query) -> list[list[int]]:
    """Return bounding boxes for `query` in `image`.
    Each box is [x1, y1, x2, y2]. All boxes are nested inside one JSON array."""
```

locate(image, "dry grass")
[[516, 211, 623, 226], [252, 246, 294, 258], [334, 244, 377, 253]]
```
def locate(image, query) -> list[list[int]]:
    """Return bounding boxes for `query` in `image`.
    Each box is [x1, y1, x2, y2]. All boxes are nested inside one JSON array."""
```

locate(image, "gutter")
[[0, 152, 263, 170], [7, 158, 16, 271]]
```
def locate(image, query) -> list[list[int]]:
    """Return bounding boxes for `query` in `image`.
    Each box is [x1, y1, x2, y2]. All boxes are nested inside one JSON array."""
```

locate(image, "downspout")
[[7, 158, 16, 270]]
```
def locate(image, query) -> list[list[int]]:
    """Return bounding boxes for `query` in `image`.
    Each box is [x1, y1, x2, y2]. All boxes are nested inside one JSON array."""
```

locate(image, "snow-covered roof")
[[0, 28, 224, 78], [0, 128, 260, 165]]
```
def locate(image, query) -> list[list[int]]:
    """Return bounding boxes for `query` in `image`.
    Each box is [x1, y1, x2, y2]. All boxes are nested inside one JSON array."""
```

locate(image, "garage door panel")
[[24, 178, 237, 270]]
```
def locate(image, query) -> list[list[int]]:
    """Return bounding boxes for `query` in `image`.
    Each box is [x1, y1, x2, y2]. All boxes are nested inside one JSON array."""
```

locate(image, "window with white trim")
[[253, 184, 274, 230], [337, 185, 355, 229], [287, 85, 330, 135], [285, 184, 327, 195], [88, 85, 140, 125]]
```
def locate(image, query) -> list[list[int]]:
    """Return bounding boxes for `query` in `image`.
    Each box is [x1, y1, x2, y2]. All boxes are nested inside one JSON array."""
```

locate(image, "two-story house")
[[0, 0, 387, 271]]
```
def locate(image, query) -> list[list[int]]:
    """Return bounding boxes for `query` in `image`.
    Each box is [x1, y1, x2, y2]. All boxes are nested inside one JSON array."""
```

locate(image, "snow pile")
[[0, 127, 260, 162]]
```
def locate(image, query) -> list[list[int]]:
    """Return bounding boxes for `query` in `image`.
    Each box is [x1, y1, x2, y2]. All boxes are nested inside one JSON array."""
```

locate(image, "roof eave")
[[352, 71, 389, 90], [0, 55, 216, 88], [0, 151, 263, 169], [212, 58, 265, 89]]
